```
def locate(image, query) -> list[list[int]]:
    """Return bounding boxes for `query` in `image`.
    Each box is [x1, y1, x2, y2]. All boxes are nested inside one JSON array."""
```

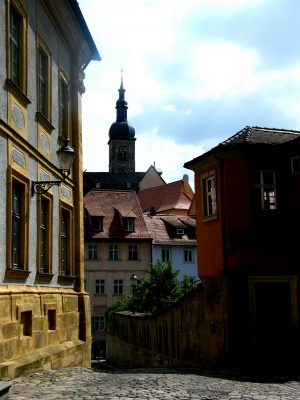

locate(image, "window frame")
[[184, 249, 194, 263], [95, 279, 105, 294], [113, 279, 123, 294], [7, 167, 29, 273], [201, 170, 217, 220], [59, 75, 70, 138], [252, 170, 276, 210], [161, 248, 171, 262], [37, 39, 51, 121], [88, 244, 98, 260], [7, 1, 28, 93], [128, 244, 138, 261], [59, 203, 74, 276], [94, 316, 106, 332], [109, 244, 119, 260], [91, 217, 103, 232], [124, 218, 134, 232], [37, 193, 53, 274]]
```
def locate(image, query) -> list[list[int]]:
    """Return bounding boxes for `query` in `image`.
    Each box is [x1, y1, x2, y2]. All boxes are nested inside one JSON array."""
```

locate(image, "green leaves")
[[106, 260, 191, 318]]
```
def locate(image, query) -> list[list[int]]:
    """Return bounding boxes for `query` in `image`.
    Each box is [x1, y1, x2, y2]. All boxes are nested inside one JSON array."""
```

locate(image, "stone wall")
[[107, 275, 231, 368], [0, 286, 91, 377]]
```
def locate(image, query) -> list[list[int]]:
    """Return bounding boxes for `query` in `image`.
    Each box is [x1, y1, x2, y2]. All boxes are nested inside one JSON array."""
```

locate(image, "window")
[[177, 229, 184, 235], [94, 316, 105, 332], [39, 198, 47, 272], [184, 249, 193, 262], [11, 181, 21, 269], [124, 218, 134, 232], [7, 171, 29, 274], [60, 208, 73, 275], [202, 171, 217, 217], [38, 50, 47, 115], [37, 194, 52, 275], [40, 199, 46, 272], [252, 170, 276, 210], [92, 217, 102, 231], [128, 245, 138, 261], [10, 7, 20, 86], [89, 244, 98, 260], [291, 157, 300, 174], [95, 279, 105, 294], [114, 280, 123, 294], [162, 248, 171, 262], [119, 146, 127, 160], [60, 210, 68, 275], [48, 310, 56, 330], [109, 244, 119, 260], [21, 311, 32, 336], [8, 4, 27, 92], [37, 44, 51, 120], [60, 79, 68, 138]]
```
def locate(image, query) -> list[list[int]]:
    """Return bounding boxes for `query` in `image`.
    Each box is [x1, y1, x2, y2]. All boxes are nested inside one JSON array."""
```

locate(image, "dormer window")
[[177, 229, 184, 235], [124, 218, 134, 232], [92, 217, 103, 231]]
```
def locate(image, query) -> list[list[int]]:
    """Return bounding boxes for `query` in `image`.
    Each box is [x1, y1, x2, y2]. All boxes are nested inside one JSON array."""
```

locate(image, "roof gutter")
[[68, 0, 101, 68]]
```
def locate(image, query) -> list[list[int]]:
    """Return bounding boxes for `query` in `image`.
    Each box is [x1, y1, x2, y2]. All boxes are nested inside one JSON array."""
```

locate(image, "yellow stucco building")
[[0, 0, 100, 377]]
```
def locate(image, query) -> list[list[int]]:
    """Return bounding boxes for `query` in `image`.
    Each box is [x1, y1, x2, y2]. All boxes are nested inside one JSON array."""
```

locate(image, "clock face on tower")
[[119, 146, 127, 154]]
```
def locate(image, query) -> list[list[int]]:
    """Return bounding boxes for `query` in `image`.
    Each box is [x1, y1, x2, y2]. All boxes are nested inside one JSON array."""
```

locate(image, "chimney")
[[150, 207, 156, 216]]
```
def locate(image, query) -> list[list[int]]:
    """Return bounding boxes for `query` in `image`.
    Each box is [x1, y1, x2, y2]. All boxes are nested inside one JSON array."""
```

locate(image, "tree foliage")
[[106, 260, 191, 319]]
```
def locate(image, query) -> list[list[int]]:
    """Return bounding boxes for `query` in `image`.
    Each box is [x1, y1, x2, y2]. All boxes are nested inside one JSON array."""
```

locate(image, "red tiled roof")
[[84, 189, 151, 240], [138, 180, 192, 213], [143, 214, 197, 246]]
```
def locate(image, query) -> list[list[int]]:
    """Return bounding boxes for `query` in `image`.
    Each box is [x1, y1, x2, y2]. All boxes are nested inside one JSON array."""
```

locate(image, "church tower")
[[108, 72, 136, 173]]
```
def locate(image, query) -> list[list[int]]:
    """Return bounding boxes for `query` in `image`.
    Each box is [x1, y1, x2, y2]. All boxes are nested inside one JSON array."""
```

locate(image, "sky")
[[78, 0, 300, 189]]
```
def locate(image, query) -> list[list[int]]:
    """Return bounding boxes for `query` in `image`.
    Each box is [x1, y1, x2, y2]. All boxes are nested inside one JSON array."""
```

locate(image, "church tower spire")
[[108, 71, 136, 173]]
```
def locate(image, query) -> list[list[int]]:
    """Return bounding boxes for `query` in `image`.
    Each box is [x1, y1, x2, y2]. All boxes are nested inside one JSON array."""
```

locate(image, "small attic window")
[[92, 217, 103, 231], [124, 218, 134, 232], [126, 182, 131, 189], [177, 229, 184, 235], [96, 183, 101, 188]]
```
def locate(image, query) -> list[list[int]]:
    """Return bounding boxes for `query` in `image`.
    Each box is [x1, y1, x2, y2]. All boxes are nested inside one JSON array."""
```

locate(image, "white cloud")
[[163, 105, 175, 112], [136, 132, 204, 188], [192, 41, 260, 99], [176, 0, 264, 20]]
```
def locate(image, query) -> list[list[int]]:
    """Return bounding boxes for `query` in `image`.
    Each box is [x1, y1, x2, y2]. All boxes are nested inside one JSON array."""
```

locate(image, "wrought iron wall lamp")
[[32, 137, 75, 196]]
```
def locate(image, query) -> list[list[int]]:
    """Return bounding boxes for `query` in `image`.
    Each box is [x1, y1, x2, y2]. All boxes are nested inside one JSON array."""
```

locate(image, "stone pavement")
[[5, 361, 300, 399]]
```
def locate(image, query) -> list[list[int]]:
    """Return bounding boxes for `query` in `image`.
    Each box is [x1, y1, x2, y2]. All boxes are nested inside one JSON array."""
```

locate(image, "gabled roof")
[[84, 189, 151, 240], [138, 180, 192, 214], [184, 126, 300, 169], [144, 214, 197, 246]]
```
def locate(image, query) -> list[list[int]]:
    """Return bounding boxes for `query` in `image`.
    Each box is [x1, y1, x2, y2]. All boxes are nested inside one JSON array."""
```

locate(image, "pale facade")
[[0, 0, 100, 377], [84, 189, 152, 339]]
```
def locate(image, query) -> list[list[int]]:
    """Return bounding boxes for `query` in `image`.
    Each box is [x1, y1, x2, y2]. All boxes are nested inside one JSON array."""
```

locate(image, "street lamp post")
[[130, 272, 138, 314]]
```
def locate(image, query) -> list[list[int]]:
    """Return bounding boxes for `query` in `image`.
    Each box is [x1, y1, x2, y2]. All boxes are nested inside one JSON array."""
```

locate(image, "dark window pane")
[[253, 187, 262, 209], [263, 171, 274, 185], [252, 170, 261, 184]]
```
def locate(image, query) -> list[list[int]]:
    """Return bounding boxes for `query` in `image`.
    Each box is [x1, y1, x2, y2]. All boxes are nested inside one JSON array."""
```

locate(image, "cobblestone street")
[[4, 362, 300, 399]]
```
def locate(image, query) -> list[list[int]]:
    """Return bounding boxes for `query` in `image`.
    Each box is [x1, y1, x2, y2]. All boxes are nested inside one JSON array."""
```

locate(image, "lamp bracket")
[[32, 180, 62, 196]]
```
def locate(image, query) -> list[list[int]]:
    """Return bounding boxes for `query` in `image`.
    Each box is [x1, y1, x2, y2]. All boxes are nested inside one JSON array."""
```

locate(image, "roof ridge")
[[251, 126, 300, 133]]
